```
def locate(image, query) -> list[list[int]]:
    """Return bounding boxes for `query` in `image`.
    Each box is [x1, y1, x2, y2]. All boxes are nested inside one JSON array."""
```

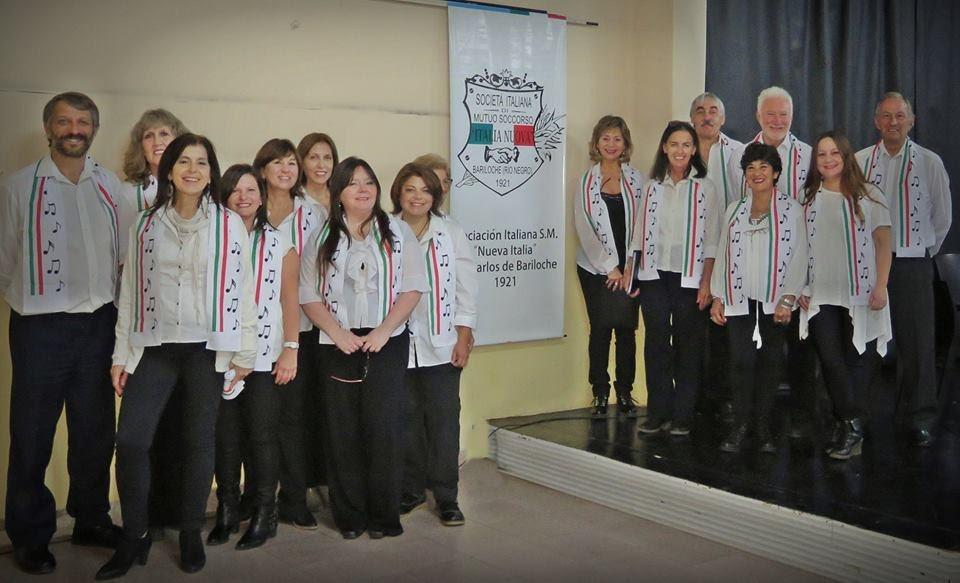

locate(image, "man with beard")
[[0, 92, 129, 574]]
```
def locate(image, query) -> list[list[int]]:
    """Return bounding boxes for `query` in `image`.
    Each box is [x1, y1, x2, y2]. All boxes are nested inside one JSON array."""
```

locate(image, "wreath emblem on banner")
[[456, 69, 564, 196]]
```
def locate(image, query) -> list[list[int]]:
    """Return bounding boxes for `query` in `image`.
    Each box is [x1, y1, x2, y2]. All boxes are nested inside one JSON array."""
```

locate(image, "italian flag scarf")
[[804, 190, 876, 306], [22, 158, 119, 313], [579, 162, 644, 264], [250, 227, 284, 371], [634, 177, 709, 288], [317, 215, 404, 328], [129, 202, 245, 350]]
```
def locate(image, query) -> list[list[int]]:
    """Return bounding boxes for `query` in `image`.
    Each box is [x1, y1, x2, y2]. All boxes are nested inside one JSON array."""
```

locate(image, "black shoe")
[[616, 395, 638, 417], [95, 534, 150, 580], [206, 502, 240, 546], [72, 522, 122, 549], [179, 530, 206, 574], [278, 507, 319, 530], [340, 529, 365, 540], [591, 395, 609, 418], [399, 493, 427, 515], [638, 418, 670, 434], [757, 427, 777, 454], [669, 422, 691, 436], [720, 424, 748, 453], [438, 501, 465, 526], [912, 428, 935, 447], [236, 504, 278, 550], [368, 530, 385, 539], [829, 418, 864, 460], [13, 545, 56, 575]]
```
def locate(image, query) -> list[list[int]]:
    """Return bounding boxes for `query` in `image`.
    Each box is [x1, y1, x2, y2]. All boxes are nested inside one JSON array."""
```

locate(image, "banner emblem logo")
[[457, 69, 564, 196]]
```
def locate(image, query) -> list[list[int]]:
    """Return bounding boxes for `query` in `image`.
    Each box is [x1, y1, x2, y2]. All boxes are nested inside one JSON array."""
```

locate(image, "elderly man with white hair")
[[690, 92, 743, 207], [728, 86, 812, 201], [855, 92, 952, 447]]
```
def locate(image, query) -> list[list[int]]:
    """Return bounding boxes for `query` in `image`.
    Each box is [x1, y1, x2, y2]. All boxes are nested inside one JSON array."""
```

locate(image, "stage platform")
[[488, 391, 960, 582]]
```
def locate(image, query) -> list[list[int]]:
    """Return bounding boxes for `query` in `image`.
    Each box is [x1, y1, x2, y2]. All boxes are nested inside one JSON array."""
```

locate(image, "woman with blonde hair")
[[574, 115, 646, 418], [799, 130, 892, 460]]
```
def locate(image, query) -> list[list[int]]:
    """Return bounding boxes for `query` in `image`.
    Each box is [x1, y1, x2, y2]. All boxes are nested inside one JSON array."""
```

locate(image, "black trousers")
[[148, 385, 184, 529], [889, 256, 938, 429], [577, 267, 639, 397], [276, 329, 314, 514], [5, 304, 116, 547], [785, 317, 819, 425], [401, 363, 462, 503], [726, 301, 787, 427], [320, 331, 408, 534], [215, 371, 280, 506], [808, 305, 879, 421], [635, 271, 708, 424], [301, 328, 327, 487], [115, 344, 221, 536]]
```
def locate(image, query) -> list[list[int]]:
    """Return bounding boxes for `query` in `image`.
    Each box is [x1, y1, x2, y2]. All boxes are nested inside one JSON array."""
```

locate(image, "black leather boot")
[[206, 498, 240, 546], [236, 503, 278, 550], [720, 424, 749, 453], [616, 394, 638, 417], [828, 418, 863, 460], [179, 530, 206, 574], [824, 420, 843, 455], [95, 533, 151, 580]]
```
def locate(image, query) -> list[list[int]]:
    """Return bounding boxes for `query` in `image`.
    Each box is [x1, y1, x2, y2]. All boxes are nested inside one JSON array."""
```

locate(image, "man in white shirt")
[[856, 92, 953, 447], [0, 92, 127, 574], [690, 92, 743, 207], [727, 87, 817, 438]]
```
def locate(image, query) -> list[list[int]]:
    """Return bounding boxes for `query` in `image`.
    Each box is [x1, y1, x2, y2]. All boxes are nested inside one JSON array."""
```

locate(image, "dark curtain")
[[706, 0, 959, 253]]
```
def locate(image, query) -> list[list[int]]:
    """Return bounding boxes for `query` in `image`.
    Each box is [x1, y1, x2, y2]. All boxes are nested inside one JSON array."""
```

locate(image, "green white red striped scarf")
[[22, 158, 119, 313], [422, 218, 457, 345], [861, 140, 923, 253], [745, 132, 805, 201], [250, 227, 284, 371], [804, 190, 876, 305], [720, 191, 800, 312], [634, 177, 709, 288], [129, 202, 245, 350], [579, 162, 644, 268], [317, 215, 404, 327]]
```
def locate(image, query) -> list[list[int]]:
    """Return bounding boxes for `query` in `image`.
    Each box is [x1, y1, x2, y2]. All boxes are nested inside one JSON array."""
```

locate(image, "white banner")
[[448, 2, 567, 345]]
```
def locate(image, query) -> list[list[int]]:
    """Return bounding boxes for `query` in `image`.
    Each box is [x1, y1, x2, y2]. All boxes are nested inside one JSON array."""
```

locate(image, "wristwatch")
[[282, 341, 300, 350]]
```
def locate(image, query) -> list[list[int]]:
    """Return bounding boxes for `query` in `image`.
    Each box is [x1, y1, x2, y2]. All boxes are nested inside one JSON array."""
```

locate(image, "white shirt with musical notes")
[[0, 155, 127, 315], [408, 215, 478, 368], [855, 139, 952, 257]]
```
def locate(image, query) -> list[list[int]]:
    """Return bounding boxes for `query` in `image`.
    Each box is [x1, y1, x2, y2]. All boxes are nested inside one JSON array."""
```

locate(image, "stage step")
[[489, 425, 959, 583]]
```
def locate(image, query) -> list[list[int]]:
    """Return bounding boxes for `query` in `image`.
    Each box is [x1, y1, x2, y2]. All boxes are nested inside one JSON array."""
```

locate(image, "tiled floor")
[[0, 460, 831, 582]]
